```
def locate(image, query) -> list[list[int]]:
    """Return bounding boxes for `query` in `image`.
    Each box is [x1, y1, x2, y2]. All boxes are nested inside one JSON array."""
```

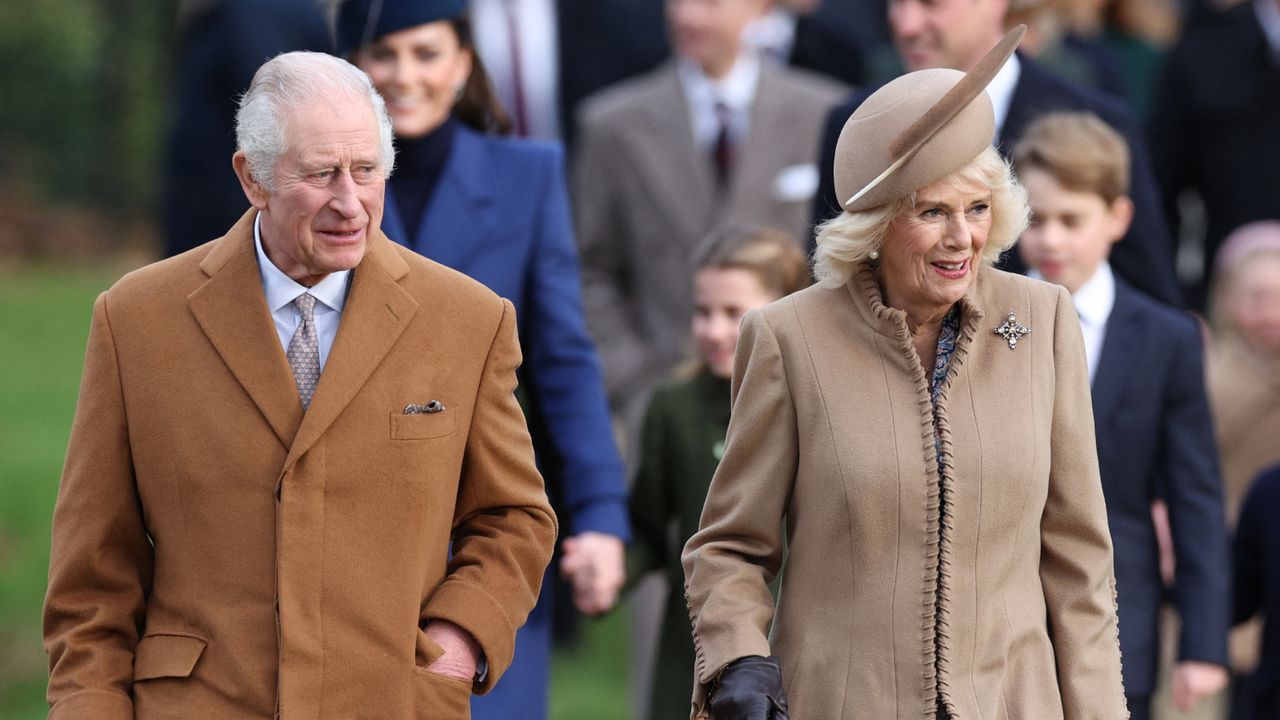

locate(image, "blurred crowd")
[[158, 0, 1279, 717]]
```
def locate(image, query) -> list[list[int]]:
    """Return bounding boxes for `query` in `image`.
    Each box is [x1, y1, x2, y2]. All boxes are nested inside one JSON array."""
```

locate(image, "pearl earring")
[[869, 250, 880, 261]]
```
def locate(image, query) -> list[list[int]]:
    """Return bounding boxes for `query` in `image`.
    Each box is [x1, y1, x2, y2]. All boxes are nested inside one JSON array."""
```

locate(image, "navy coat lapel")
[[1091, 280, 1142, 427], [383, 127, 498, 268]]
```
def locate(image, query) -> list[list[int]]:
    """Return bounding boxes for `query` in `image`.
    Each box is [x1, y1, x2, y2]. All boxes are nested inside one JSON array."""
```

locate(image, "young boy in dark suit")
[[1014, 112, 1231, 720]]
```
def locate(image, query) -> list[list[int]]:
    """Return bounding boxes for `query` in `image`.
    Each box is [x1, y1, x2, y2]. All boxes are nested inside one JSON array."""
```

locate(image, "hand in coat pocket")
[[419, 620, 481, 683]]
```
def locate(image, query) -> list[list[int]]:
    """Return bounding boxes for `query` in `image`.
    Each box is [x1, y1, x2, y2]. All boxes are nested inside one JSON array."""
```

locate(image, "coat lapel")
[[188, 210, 305, 450], [414, 128, 497, 268], [284, 234, 419, 468], [1090, 281, 1140, 425], [630, 65, 717, 241], [726, 65, 791, 217]]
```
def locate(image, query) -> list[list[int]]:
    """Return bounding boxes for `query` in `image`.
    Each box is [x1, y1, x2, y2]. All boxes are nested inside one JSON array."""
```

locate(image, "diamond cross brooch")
[[994, 311, 1031, 349]]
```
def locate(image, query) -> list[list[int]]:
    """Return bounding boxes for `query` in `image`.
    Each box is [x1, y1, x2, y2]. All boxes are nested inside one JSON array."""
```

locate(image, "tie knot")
[[293, 292, 317, 319]]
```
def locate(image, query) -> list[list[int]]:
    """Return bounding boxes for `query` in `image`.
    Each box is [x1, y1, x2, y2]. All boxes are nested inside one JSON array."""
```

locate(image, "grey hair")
[[812, 146, 1029, 288], [235, 51, 395, 192]]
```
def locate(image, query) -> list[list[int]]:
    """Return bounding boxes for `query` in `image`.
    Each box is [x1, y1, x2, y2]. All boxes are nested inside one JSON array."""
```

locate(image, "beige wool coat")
[[682, 264, 1128, 719], [43, 212, 557, 719]]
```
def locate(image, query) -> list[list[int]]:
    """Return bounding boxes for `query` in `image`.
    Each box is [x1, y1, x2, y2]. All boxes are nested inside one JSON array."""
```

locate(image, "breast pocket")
[[391, 410, 456, 440]]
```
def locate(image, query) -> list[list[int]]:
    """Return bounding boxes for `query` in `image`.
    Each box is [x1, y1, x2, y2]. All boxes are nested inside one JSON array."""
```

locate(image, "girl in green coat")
[[628, 226, 810, 720]]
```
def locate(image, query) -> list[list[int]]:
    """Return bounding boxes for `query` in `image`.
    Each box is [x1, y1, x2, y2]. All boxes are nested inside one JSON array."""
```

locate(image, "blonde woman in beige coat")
[[682, 28, 1128, 720]]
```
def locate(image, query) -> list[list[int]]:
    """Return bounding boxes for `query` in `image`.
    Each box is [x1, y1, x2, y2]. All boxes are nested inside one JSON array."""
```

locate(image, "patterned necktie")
[[287, 293, 320, 409]]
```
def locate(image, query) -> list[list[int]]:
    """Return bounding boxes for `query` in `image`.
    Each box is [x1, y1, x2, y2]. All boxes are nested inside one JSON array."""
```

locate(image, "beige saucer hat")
[[835, 25, 1026, 212]]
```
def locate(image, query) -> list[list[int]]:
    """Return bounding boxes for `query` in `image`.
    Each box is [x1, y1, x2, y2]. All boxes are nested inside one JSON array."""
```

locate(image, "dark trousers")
[[1127, 694, 1150, 720]]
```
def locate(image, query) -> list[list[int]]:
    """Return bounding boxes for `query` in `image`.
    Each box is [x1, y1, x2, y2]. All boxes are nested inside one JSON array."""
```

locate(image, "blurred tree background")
[[0, 0, 174, 261]]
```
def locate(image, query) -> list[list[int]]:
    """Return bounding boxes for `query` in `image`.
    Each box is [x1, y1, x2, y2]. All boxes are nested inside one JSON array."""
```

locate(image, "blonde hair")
[[693, 225, 812, 299], [813, 146, 1029, 288], [1012, 112, 1130, 203]]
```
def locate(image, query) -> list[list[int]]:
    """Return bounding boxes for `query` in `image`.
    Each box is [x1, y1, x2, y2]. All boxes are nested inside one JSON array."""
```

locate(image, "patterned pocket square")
[[403, 401, 445, 415]]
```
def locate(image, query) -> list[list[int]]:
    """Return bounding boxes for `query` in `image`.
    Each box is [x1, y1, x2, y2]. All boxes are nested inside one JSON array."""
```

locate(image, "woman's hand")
[[709, 655, 790, 719]]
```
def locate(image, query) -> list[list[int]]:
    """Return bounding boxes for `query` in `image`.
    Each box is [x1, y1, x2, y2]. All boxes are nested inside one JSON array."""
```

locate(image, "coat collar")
[[846, 261, 987, 353], [190, 209, 417, 465], [383, 125, 497, 261]]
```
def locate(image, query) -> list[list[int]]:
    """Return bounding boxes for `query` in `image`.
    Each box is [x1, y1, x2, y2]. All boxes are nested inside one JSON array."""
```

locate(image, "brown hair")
[[1012, 111, 1130, 203], [449, 16, 513, 135], [693, 225, 812, 299]]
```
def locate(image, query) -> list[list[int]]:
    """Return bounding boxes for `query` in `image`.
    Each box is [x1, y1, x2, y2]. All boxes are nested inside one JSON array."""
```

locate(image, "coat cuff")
[[422, 579, 516, 694], [49, 689, 133, 720], [567, 498, 631, 542]]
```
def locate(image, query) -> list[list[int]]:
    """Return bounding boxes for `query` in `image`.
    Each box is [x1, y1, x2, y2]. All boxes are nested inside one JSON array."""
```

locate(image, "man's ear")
[[232, 151, 269, 210], [1107, 196, 1135, 244]]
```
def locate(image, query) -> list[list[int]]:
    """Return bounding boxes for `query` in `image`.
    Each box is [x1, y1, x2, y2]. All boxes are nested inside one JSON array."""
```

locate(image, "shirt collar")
[[986, 52, 1021, 137], [677, 51, 761, 116], [1255, 0, 1280, 59], [253, 213, 352, 314], [1070, 261, 1116, 328]]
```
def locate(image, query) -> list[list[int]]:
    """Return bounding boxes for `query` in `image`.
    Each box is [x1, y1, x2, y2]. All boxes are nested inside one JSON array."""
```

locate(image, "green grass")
[[0, 266, 634, 718]]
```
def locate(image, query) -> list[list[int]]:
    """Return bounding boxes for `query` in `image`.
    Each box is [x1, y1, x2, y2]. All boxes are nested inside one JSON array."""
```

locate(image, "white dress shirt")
[[1032, 261, 1115, 382], [471, 0, 562, 140], [253, 214, 351, 371], [678, 53, 761, 152], [986, 52, 1021, 140]]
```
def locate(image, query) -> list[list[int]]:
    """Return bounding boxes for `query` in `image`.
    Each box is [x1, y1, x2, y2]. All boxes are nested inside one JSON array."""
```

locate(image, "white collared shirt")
[[471, 0, 561, 140], [1255, 0, 1280, 62], [986, 52, 1021, 140], [677, 52, 761, 152], [1032, 262, 1115, 382], [253, 214, 351, 370]]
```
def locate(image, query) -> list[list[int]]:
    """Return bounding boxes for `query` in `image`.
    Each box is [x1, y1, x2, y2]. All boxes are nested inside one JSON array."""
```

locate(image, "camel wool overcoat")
[[43, 211, 558, 719], [682, 264, 1128, 719]]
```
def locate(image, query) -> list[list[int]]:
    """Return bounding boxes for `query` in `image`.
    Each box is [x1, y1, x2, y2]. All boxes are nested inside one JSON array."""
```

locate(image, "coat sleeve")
[[626, 385, 674, 587], [43, 293, 153, 720], [571, 111, 651, 408], [1038, 286, 1130, 718], [523, 146, 629, 540], [1159, 318, 1230, 666], [421, 298, 558, 693], [682, 309, 796, 713]]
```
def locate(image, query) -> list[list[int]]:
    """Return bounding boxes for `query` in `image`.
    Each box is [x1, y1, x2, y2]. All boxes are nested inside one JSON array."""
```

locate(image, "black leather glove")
[[708, 655, 790, 720]]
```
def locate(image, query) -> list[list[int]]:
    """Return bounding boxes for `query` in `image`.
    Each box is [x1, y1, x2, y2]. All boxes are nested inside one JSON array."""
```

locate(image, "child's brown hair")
[[1012, 112, 1131, 203]]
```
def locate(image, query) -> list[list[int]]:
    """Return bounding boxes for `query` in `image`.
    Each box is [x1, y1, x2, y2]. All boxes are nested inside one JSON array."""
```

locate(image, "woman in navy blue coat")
[[337, 2, 629, 718]]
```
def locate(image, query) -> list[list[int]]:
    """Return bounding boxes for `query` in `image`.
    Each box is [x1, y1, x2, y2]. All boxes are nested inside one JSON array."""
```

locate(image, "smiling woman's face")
[[878, 173, 993, 318], [355, 21, 472, 139]]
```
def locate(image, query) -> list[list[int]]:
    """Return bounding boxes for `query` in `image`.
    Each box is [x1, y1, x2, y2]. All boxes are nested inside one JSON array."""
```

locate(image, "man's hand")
[[559, 532, 625, 616], [423, 620, 481, 682], [1171, 661, 1228, 711]]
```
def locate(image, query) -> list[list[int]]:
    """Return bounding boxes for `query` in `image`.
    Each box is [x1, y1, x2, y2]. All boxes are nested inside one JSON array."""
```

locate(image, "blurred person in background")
[[684, 29, 1128, 719], [813, 0, 1184, 308], [1205, 222, 1280, 720], [744, 0, 877, 85], [626, 226, 809, 720], [1206, 221, 1280, 523], [1013, 112, 1230, 720], [162, 0, 332, 257], [44, 51, 556, 719], [1149, 0, 1280, 310], [335, 2, 629, 719], [1231, 461, 1280, 720], [574, 0, 846, 439], [469, 0, 669, 144]]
